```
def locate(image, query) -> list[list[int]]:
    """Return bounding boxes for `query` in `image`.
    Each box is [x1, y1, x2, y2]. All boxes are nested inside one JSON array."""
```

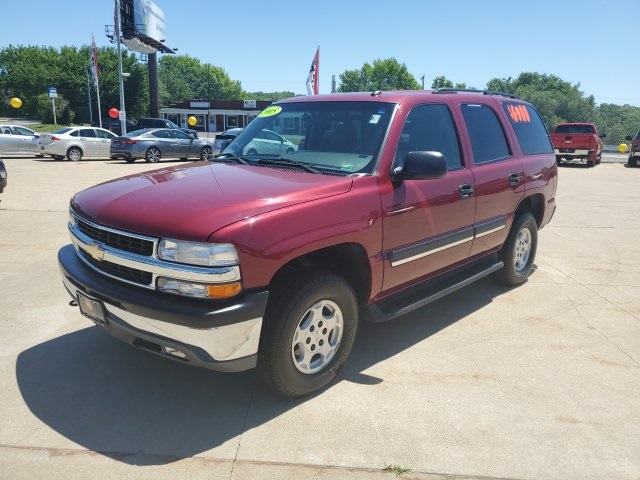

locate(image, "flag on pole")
[[90, 34, 99, 88], [306, 47, 319, 95]]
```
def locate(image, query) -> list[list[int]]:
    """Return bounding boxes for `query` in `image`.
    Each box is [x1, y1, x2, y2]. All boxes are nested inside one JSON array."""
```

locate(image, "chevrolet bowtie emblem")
[[85, 242, 105, 262]]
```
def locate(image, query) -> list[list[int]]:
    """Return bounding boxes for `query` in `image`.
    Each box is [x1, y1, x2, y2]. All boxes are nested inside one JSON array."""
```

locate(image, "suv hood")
[[71, 162, 353, 241]]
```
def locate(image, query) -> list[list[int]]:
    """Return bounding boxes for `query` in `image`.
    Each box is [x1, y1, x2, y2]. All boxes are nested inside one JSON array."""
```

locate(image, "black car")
[[93, 119, 137, 136], [135, 118, 199, 139], [626, 130, 639, 167], [0, 158, 7, 193]]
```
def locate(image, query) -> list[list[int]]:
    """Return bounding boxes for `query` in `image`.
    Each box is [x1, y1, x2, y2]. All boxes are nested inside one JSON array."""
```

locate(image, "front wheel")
[[145, 147, 161, 163], [493, 212, 538, 286], [67, 147, 83, 162], [258, 269, 358, 397], [200, 146, 213, 160]]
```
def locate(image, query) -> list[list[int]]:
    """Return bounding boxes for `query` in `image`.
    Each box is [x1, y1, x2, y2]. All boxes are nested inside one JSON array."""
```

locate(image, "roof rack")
[[432, 88, 519, 99]]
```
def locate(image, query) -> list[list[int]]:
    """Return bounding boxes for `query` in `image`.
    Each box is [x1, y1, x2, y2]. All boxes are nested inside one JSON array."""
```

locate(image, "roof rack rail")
[[432, 88, 519, 99]]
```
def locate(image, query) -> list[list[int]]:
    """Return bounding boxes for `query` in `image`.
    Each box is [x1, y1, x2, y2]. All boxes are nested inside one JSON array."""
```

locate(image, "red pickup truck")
[[551, 122, 605, 167], [59, 90, 557, 397]]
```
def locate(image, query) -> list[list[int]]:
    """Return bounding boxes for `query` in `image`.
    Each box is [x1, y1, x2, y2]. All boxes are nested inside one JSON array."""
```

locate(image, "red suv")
[[59, 89, 557, 396]]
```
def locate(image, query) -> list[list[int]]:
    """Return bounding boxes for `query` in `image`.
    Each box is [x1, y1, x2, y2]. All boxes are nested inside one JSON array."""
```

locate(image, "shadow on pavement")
[[16, 276, 512, 465]]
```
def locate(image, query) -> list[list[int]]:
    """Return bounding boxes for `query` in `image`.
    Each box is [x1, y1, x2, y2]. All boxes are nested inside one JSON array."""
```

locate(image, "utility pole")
[[115, 0, 127, 134], [421, 75, 425, 90]]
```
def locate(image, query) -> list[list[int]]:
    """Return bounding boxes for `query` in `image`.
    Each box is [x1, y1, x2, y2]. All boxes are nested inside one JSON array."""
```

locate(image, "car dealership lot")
[[0, 157, 638, 480]]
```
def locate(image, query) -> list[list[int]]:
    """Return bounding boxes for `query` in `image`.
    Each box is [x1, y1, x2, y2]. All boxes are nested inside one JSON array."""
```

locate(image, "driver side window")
[[396, 104, 463, 170]]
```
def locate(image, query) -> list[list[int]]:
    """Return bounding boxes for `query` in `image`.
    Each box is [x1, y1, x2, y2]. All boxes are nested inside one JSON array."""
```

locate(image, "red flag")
[[306, 47, 319, 95]]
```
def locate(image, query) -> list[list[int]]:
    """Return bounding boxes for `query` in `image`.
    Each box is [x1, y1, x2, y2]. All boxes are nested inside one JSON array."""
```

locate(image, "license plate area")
[[77, 291, 108, 326]]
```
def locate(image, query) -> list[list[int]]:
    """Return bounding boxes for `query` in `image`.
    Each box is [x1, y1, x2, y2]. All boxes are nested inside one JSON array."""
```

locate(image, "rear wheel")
[[257, 269, 358, 397], [247, 148, 257, 155], [200, 146, 213, 160], [493, 212, 538, 286], [52, 155, 65, 161], [124, 157, 135, 163], [587, 159, 595, 167], [145, 147, 161, 163], [67, 147, 83, 162]]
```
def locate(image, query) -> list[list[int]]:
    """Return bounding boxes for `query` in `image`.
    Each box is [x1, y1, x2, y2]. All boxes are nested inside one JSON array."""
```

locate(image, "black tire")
[[247, 148, 257, 155], [145, 147, 161, 163], [493, 212, 538, 286], [286, 147, 294, 154], [52, 155, 65, 161], [67, 147, 83, 162], [200, 146, 213, 160], [555, 155, 562, 165], [587, 160, 595, 168], [630, 156, 638, 167], [124, 157, 135, 163], [257, 269, 359, 397]]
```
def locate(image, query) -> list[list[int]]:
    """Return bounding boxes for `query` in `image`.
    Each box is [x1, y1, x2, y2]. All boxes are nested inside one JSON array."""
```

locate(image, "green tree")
[[338, 58, 420, 92], [430, 76, 467, 90], [158, 55, 243, 105], [486, 73, 596, 130], [0, 44, 148, 122], [247, 91, 297, 101]]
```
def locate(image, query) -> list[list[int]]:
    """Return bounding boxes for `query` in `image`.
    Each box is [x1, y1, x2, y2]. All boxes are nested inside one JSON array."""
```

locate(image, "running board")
[[362, 260, 504, 323]]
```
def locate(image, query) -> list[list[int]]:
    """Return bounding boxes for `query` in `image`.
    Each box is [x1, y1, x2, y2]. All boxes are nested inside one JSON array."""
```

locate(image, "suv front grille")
[[76, 216, 154, 256], [80, 249, 152, 285]]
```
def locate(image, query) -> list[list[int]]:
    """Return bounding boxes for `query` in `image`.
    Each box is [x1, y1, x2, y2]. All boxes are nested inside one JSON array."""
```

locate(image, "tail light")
[[123, 139, 137, 144], [50, 136, 60, 142]]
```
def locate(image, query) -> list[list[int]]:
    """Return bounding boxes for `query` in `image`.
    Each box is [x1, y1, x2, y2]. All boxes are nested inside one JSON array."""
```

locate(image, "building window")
[[227, 116, 238, 128]]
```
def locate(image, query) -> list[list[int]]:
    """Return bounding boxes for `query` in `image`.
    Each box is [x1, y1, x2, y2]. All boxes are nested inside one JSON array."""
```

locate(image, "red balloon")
[[108, 108, 119, 119]]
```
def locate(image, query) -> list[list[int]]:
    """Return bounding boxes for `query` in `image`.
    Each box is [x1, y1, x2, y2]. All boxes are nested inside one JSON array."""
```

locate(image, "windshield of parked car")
[[220, 101, 395, 174]]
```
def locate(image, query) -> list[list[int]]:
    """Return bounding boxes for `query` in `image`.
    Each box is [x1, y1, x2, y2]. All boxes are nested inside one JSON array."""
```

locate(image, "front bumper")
[[58, 244, 269, 372]]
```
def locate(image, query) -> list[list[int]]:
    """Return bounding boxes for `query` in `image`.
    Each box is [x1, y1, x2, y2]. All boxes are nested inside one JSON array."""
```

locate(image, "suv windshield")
[[221, 101, 395, 174]]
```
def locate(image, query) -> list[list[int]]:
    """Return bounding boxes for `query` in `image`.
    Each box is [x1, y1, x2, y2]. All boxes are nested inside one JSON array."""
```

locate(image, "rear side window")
[[553, 124, 595, 134], [503, 103, 554, 155], [79, 129, 96, 137], [461, 104, 510, 164]]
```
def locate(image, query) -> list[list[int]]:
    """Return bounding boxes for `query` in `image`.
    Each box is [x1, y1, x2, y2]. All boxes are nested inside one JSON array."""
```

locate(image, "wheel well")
[[67, 146, 82, 154], [516, 193, 544, 227], [269, 243, 371, 306]]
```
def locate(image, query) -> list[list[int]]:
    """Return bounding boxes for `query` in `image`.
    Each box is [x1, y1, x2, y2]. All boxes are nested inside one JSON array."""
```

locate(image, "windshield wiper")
[[256, 157, 320, 174], [213, 152, 248, 165]]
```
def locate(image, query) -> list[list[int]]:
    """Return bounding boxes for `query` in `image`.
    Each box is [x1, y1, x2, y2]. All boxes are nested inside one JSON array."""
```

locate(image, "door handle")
[[459, 184, 474, 198], [508, 173, 521, 186]]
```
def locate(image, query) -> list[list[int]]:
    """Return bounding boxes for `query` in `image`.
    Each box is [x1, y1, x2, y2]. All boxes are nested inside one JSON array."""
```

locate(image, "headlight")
[[158, 239, 238, 267]]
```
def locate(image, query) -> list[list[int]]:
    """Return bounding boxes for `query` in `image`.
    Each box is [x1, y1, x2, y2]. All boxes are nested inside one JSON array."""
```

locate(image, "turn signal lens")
[[207, 282, 242, 299], [157, 277, 242, 299]]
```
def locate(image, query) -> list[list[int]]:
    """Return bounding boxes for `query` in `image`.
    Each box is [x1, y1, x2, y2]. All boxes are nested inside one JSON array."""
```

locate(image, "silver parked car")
[[213, 127, 243, 154], [110, 128, 214, 163], [0, 124, 42, 156], [38, 127, 117, 161]]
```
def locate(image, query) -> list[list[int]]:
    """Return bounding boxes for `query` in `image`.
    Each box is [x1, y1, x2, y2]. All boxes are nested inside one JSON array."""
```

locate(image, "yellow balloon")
[[187, 116, 197, 126], [10, 97, 22, 109], [618, 143, 628, 153]]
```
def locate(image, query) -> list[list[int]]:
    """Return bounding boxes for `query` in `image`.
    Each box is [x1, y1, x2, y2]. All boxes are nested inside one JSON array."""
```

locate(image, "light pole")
[[115, 0, 127, 134]]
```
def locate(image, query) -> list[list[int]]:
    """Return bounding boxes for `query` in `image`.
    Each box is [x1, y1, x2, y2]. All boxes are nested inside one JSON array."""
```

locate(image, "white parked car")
[[243, 129, 298, 156], [38, 127, 117, 161], [0, 124, 42, 156]]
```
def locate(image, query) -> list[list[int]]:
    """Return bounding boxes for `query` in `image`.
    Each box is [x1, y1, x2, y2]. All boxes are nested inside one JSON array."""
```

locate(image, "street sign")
[[47, 87, 57, 99]]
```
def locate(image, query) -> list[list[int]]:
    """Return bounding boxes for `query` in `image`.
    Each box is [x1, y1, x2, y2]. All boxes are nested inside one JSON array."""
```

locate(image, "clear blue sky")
[[2, 0, 638, 106]]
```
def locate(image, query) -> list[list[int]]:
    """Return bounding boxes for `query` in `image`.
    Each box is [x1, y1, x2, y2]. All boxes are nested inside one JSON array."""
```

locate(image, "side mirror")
[[625, 135, 633, 141], [391, 151, 448, 182]]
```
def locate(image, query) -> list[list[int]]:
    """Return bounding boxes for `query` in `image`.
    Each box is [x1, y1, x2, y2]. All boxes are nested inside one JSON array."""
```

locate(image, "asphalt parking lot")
[[0, 154, 638, 480]]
